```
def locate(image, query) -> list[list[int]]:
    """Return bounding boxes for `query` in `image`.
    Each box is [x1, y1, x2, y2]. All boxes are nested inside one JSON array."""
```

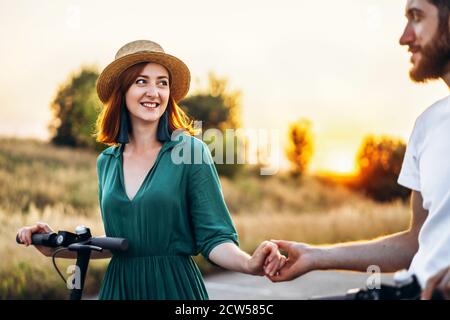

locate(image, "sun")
[[314, 150, 358, 175], [330, 154, 357, 174]]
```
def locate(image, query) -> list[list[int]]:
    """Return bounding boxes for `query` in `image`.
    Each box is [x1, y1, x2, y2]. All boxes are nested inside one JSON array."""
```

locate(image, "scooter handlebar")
[[16, 232, 59, 247], [16, 232, 128, 251], [89, 237, 128, 251]]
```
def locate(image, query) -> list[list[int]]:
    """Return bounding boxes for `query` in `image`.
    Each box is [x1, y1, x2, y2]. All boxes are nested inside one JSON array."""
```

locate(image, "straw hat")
[[96, 40, 190, 103]]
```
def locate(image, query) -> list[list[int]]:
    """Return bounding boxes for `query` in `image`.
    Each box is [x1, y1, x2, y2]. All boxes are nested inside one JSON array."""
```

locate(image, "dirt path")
[[85, 270, 394, 300], [204, 270, 395, 300]]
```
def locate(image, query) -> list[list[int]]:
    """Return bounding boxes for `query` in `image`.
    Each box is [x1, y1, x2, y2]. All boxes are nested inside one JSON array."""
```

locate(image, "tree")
[[49, 67, 103, 150], [355, 135, 410, 202], [285, 118, 314, 178], [181, 72, 241, 130], [180, 73, 244, 178]]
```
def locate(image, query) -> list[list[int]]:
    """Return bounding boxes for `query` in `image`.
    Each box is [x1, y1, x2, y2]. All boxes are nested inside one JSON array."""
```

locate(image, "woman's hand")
[[247, 241, 286, 276], [17, 222, 56, 257]]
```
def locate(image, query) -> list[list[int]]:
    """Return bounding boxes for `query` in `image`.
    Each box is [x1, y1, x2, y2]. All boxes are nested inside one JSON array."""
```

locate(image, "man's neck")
[[443, 62, 450, 89], [443, 72, 450, 89]]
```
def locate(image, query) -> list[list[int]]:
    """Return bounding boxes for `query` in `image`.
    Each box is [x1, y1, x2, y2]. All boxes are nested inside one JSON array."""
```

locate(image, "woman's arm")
[[208, 241, 286, 276]]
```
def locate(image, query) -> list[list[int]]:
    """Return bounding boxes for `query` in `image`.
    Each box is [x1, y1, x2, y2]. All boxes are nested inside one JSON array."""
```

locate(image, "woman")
[[17, 40, 285, 299]]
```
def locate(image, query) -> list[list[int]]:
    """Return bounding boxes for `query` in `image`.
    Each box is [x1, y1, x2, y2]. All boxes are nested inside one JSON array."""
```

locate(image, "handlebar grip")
[[16, 232, 59, 247], [90, 237, 129, 251]]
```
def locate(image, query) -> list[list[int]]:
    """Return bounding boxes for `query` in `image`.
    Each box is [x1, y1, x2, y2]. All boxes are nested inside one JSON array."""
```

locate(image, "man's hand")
[[422, 266, 450, 300], [266, 240, 316, 282]]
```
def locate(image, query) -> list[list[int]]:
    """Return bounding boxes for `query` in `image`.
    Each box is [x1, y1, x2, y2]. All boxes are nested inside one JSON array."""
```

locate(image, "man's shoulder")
[[417, 95, 450, 124]]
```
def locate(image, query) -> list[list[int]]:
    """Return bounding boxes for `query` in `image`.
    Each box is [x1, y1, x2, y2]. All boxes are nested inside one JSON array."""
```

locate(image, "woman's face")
[[125, 62, 170, 125]]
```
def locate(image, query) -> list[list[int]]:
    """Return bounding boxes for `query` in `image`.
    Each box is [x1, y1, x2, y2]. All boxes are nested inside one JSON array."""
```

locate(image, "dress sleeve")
[[398, 119, 422, 192], [187, 139, 239, 262]]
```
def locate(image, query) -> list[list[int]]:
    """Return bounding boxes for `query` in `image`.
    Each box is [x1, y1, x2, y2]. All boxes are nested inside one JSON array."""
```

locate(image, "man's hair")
[[428, 0, 450, 35]]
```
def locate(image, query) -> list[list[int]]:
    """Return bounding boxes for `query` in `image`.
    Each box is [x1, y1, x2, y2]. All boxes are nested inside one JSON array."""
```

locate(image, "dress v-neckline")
[[118, 144, 165, 202]]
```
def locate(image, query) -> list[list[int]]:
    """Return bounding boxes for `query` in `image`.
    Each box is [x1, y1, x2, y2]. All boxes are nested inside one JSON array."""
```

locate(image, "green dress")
[[96, 134, 239, 300]]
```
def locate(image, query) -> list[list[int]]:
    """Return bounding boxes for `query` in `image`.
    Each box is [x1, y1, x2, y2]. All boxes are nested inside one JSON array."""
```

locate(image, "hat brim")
[[96, 51, 190, 104]]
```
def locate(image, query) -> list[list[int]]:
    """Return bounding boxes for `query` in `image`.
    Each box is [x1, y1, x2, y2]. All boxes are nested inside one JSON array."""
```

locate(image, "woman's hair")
[[95, 62, 195, 145]]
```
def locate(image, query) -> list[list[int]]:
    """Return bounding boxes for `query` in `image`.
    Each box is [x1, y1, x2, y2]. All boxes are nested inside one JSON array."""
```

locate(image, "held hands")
[[247, 240, 315, 280], [265, 240, 315, 282], [247, 241, 287, 276]]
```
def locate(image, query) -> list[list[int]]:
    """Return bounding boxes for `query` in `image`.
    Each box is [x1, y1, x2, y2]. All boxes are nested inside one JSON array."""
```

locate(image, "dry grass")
[[0, 138, 411, 299], [0, 137, 98, 213], [234, 200, 410, 250], [221, 174, 366, 215]]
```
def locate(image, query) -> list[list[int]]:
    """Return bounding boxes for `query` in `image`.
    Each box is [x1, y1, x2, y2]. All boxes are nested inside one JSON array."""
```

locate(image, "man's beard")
[[410, 31, 450, 83]]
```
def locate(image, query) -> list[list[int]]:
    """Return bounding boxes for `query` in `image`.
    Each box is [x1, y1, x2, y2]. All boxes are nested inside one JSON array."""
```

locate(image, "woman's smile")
[[140, 102, 160, 109]]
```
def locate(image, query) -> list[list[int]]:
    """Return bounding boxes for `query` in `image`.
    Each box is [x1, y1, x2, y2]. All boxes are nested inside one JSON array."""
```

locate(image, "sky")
[[0, 0, 448, 173]]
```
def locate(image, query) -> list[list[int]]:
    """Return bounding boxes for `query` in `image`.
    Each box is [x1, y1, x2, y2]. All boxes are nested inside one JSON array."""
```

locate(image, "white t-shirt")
[[398, 95, 450, 288]]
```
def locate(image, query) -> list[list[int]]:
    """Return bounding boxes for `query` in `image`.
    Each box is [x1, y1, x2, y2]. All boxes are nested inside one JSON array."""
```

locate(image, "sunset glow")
[[314, 150, 358, 175]]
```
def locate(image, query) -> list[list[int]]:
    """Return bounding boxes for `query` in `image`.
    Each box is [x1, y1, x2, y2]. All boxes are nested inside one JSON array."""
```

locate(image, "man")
[[269, 0, 450, 299]]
